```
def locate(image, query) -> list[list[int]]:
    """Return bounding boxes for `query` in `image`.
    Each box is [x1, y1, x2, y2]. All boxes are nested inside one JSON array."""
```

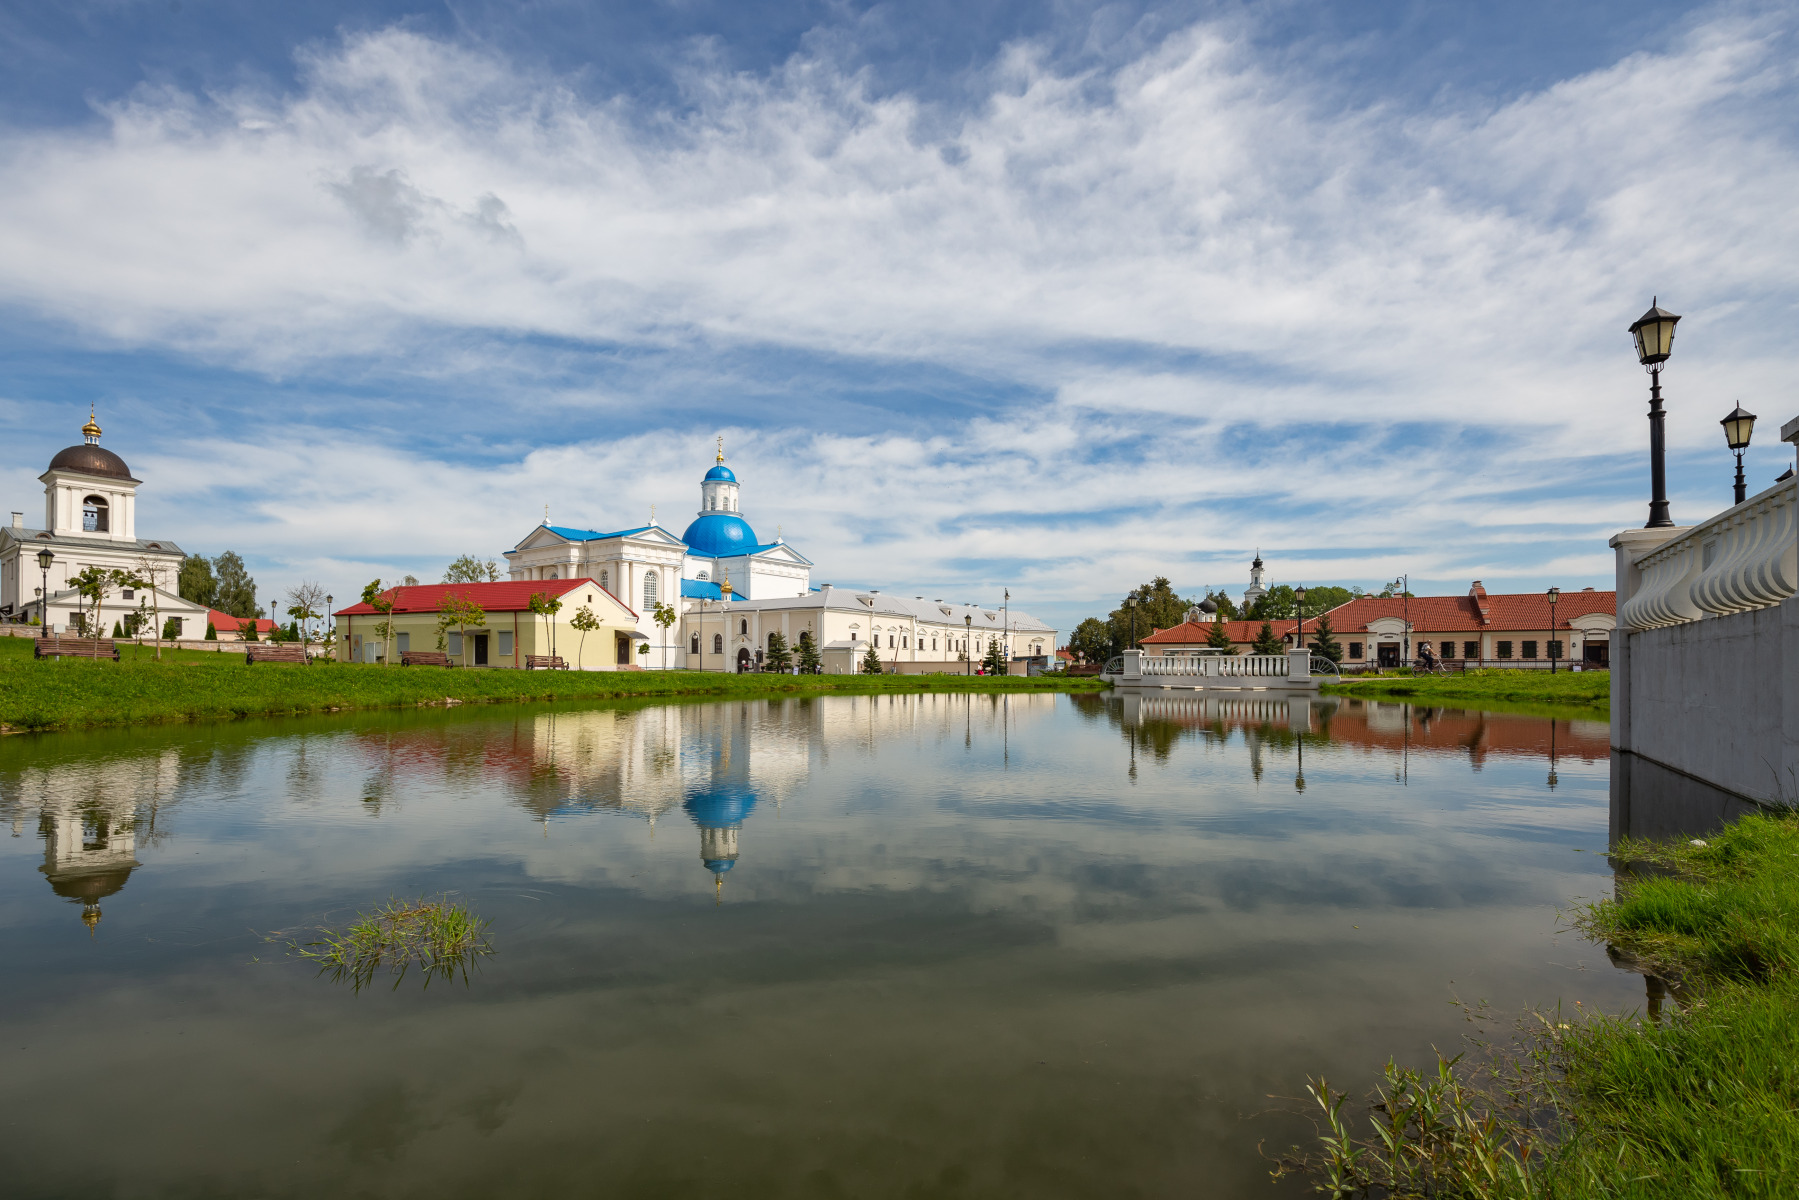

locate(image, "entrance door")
[[473, 634, 489, 666], [616, 635, 631, 666], [736, 648, 751, 672], [1377, 642, 1401, 668], [1584, 641, 1610, 667]]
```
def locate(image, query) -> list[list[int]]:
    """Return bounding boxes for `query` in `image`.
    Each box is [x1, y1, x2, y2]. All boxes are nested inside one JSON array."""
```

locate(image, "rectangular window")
[[1497, 641, 1513, 659], [1348, 642, 1363, 659], [1522, 640, 1538, 659], [447, 632, 463, 656], [1464, 641, 1479, 660], [1438, 641, 1453, 658], [498, 631, 513, 657], [122, 588, 134, 600], [1418, 641, 1432, 656], [1547, 639, 1563, 660], [397, 632, 410, 652]]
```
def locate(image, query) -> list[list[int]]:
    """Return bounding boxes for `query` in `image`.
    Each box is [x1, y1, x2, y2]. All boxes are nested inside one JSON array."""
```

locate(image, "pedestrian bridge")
[[1102, 648, 1339, 691]]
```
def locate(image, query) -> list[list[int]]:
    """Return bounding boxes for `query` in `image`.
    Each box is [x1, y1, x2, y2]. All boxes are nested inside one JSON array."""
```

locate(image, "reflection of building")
[[40, 808, 139, 931], [685, 786, 760, 895]]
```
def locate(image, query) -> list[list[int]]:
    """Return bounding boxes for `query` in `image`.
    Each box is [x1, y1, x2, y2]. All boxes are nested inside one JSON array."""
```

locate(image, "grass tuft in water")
[[286, 895, 493, 991]]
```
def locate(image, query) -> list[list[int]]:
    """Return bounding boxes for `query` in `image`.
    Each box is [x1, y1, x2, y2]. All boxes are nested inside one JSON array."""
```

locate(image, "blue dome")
[[682, 512, 758, 556], [704, 464, 736, 482]]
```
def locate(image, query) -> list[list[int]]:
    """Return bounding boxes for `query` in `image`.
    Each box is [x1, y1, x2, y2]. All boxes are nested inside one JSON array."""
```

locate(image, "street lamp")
[[1629, 298, 1682, 528], [1721, 405, 1757, 505], [1546, 586, 1560, 674], [964, 613, 973, 677], [1126, 595, 1138, 649], [1293, 586, 1308, 653], [35, 548, 53, 636]]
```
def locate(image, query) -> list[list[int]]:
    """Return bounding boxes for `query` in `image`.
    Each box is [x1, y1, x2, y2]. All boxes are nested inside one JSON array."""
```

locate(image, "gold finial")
[[82, 409, 102, 444], [715, 874, 723, 903], [82, 905, 101, 934], [543, 503, 550, 525], [716, 435, 725, 464], [650, 503, 656, 525]]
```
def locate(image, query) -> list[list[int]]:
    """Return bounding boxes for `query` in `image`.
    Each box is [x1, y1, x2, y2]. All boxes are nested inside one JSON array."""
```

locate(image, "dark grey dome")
[[47, 443, 132, 480]]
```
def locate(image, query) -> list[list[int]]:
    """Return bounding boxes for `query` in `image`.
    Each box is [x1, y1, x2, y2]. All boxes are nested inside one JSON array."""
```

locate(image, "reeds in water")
[[287, 895, 492, 991]]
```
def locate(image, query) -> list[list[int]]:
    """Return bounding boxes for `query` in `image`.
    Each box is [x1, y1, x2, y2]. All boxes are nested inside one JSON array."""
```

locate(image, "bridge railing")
[[1623, 477, 1798, 630]]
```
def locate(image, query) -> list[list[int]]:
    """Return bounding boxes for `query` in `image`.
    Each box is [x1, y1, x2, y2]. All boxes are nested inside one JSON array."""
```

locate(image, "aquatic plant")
[[286, 896, 492, 991]]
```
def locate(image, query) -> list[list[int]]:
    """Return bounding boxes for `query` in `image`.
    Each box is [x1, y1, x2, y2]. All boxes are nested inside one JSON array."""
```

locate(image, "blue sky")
[[2, 0, 1795, 631]]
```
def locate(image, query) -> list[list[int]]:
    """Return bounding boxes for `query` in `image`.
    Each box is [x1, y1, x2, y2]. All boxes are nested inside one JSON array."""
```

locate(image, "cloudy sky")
[[2, 0, 1795, 629]]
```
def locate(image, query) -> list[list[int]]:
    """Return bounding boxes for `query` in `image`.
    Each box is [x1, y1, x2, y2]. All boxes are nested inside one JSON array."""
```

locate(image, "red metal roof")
[[1140, 585, 1615, 643], [333, 578, 635, 618], [1141, 619, 1269, 645], [208, 609, 276, 633]]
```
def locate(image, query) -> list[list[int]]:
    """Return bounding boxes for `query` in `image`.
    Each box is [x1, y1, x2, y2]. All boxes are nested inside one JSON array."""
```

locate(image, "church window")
[[697, 570, 709, 581], [768, 632, 779, 650], [82, 495, 109, 533], [712, 633, 723, 654], [740, 619, 748, 635], [691, 633, 700, 655], [600, 570, 609, 590], [644, 572, 658, 607]]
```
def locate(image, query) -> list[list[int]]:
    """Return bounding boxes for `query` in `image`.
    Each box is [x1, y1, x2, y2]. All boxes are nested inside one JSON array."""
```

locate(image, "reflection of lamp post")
[[1548, 718, 1559, 789], [1295, 731, 1306, 793], [1721, 405, 1757, 505], [1629, 299, 1681, 528], [1547, 586, 1560, 674], [36, 548, 54, 636]]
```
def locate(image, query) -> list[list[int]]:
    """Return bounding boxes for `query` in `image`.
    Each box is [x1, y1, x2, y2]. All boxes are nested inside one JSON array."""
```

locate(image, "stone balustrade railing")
[[1140, 653, 1291, 677], [1623, 477, 1798, 631]]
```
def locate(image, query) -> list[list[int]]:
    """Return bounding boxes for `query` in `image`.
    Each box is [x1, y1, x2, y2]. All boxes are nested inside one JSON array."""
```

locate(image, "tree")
[[205, 621, 217, 641], [241, 615, 260, 643], [1103, 577, 1194, 651], [860, 644, 885, 674], [767, 631, 793, 672], [178, 554, 216, 609], [1310, 613, 1343, 665], [211, 551, 258, 618], [982, 637, 1008, 675], [135, 555, 173, 660], [569, 605, 601, 668], [1202, 590, 1240, 621], [1205, 615, 1236, 651], [360, 579, 395, 665], [436, 592, 487, 667], [1068, 617, 1112, 665], [528, 591, 563, 660], [162, 616, 182, 640], [69, 565, 140, 657], [797, 632, 821, 674], [111, 620, 124, 638], [651, 601, 678, 669], [285, 582, 328, 660], [403, 575, 420, 586], [1251, 621, 1284, 656], [444, 555, 501, 584]]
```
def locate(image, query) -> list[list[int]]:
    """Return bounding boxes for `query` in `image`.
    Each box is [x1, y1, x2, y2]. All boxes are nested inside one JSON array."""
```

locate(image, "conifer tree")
[[1251, 621, 1283, 656], [861, 644, 885, 674], [982, 637, 1008, 675], [204, 621, 217, 641], [1309, 613, 1343, 665], [766, 631, 793, 672], [1205, 616, 1235, 652], [797, 633, 821, 674]]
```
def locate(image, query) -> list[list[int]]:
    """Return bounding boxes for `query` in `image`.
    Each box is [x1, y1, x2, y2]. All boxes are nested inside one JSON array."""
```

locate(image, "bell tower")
[[699, 436, 742, 515]]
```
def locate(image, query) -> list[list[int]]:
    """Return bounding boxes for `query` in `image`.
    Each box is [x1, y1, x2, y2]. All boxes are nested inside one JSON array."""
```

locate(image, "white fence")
[[1623, 477, 1798, 630], [1140, 653, 1291, 677]]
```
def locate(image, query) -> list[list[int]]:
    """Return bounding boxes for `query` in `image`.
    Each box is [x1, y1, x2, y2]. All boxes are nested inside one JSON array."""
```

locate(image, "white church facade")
[[502, 444, 1058, 672]]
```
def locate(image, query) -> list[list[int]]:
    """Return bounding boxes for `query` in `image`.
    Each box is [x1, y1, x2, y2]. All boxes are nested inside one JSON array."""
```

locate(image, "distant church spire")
[[82, 409, 102, 445]]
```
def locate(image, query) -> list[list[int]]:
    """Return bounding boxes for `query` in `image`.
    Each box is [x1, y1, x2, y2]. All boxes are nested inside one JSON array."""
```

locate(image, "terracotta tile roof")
[[1140, 620, 1270, 644], [208, 609, 276, 633], [1313, 588, 1615, 633], [333, 578, 635, 618]]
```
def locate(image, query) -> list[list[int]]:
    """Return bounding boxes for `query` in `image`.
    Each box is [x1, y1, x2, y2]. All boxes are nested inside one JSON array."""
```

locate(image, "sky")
[[1, 0, 1796, 632]]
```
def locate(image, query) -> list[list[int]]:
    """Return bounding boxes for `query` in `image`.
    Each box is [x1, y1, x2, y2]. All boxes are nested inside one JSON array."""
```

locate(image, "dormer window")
[[82, 495, 109, 533]]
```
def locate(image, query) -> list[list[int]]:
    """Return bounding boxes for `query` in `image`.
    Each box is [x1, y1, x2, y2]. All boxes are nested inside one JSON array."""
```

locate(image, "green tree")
[[1103, 577, 1193, 649], [1068, 617, 1113, 664], [1251, 621, 1284, 656], [204, 621, 217, 641], [285, 581, 327, 659], [766, 631, 793, 672], [111, 620, 124, 638], [651, 601, 679, 669], [444, 555, 501, 584], [528, 591, 563, 660], [360, 579, 395, 665], [178, 554, 216, 609], [797, 632, 821, 674], [162, 616, 182, 640], [69, 565, 140, 656], [982, 637, 1008, 675], [569, 605, 601, 668], [1202, 590, 1240, 621], [211, 551, 258, 618], [1309, 612, 1343, 665], [436, 592, 487, 667], [861, 644, 885, 674], [1205, 615, 1236, 651], [241, 616, 260, 643]]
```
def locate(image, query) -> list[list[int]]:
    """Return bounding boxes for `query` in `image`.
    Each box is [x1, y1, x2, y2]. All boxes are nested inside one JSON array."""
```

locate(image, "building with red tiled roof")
[[207, 609, 277, 642], [1140, 581, 1615, 669], [331, 578, 643, 669]]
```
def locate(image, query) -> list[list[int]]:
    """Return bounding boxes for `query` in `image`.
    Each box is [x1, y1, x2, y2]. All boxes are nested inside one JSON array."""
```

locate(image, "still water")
[[1, 692, 1643, 1198]]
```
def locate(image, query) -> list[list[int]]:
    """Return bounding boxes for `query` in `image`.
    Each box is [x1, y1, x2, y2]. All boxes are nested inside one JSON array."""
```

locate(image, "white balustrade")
[[1624, 477, 1798, 630], [1138, 653, 1290, 677]]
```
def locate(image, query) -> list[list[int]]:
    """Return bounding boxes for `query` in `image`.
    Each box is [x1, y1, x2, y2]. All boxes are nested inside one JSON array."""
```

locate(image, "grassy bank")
[[1286, 810, 1799, 1197], [1324, 667, 1610, 710], [0, 635, 1106, 733]]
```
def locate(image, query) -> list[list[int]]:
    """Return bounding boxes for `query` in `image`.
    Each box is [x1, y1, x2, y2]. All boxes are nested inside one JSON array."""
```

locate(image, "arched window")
[[691, 633, 700, 655], [697, 570, 709, 581], [798, 630, 811, 645], [547, 570, 559, 579], [644, 572, 657, 607], [768, 631, 778, 650], [739, 618, 748, 636], [82, 495, 109, 533], [600, 570, 609, 590], [712, 633, 723, 654]]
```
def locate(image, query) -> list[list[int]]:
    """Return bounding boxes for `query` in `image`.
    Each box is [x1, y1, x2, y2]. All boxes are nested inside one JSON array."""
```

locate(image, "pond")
[[0, 692, 1646, 1198]]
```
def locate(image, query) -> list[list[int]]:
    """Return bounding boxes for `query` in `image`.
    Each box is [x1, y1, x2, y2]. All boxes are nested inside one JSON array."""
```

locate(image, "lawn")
[[1324, 667, 1610, 710], [0, 635, 1106, 733]]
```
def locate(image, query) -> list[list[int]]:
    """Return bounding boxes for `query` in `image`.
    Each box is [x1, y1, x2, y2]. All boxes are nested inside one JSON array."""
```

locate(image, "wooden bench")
[[400, 651, 453, 667], [525, 655, 567, 670], [245, 644, 309, 665], [34, 636, 120, 661]]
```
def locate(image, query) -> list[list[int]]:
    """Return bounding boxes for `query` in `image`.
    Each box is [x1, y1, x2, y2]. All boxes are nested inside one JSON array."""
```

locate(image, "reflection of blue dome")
[[704, 464, 737, 482], [682, 513, 758, 556], [684, 788, 759, 829], [704, 857, 737, 874]]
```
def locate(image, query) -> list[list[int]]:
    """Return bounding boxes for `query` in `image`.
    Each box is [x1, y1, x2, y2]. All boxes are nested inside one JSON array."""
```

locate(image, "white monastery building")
[[503, 443, 1058, 672]]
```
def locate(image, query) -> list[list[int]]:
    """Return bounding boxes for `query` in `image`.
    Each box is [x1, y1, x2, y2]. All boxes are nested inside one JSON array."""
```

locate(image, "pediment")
[[622, 526, 690, 549], [512, 526, 573, 552]]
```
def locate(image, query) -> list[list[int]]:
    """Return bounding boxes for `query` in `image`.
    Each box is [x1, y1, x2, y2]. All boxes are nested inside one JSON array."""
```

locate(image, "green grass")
[[282, 896, 493, 992], [1325, 668, 1610, 711], [1287, 811, 1799, 1197], [0, 634, 1106, 733]]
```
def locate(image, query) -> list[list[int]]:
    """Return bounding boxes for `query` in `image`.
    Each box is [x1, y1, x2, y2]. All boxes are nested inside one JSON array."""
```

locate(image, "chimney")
[[1469, 580, 1492, 625], [10, 512, 20, 529]]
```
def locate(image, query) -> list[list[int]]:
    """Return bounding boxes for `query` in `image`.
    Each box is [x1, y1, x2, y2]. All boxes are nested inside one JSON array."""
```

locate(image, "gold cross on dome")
[[543, 504, 549, 524], [716, 435, 725, 463]]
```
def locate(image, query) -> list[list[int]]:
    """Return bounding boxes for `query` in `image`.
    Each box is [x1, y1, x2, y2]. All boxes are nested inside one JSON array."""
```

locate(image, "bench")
[[245, 644, 309, 665], [400, 651, 453, 667], [525, 655, 567, 670], [34, 636, 120, 661]]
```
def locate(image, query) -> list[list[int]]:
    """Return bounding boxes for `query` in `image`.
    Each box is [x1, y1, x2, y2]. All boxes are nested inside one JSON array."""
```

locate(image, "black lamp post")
[[35, 548, 54, 636], [1546, 586, 1560, 675], [1292, 586, 1308, 653], [1126, 595, 1139, 649], [1629, 298, 1682, 528], [1721, 405, 1757, 504], [964, 613, 972, 677]]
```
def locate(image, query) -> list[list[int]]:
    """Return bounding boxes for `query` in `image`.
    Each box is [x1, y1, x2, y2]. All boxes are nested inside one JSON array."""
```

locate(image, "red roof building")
[[331, 578, 633, 618], [207, 609, 277, 640], [330, 578, 643, 669]]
